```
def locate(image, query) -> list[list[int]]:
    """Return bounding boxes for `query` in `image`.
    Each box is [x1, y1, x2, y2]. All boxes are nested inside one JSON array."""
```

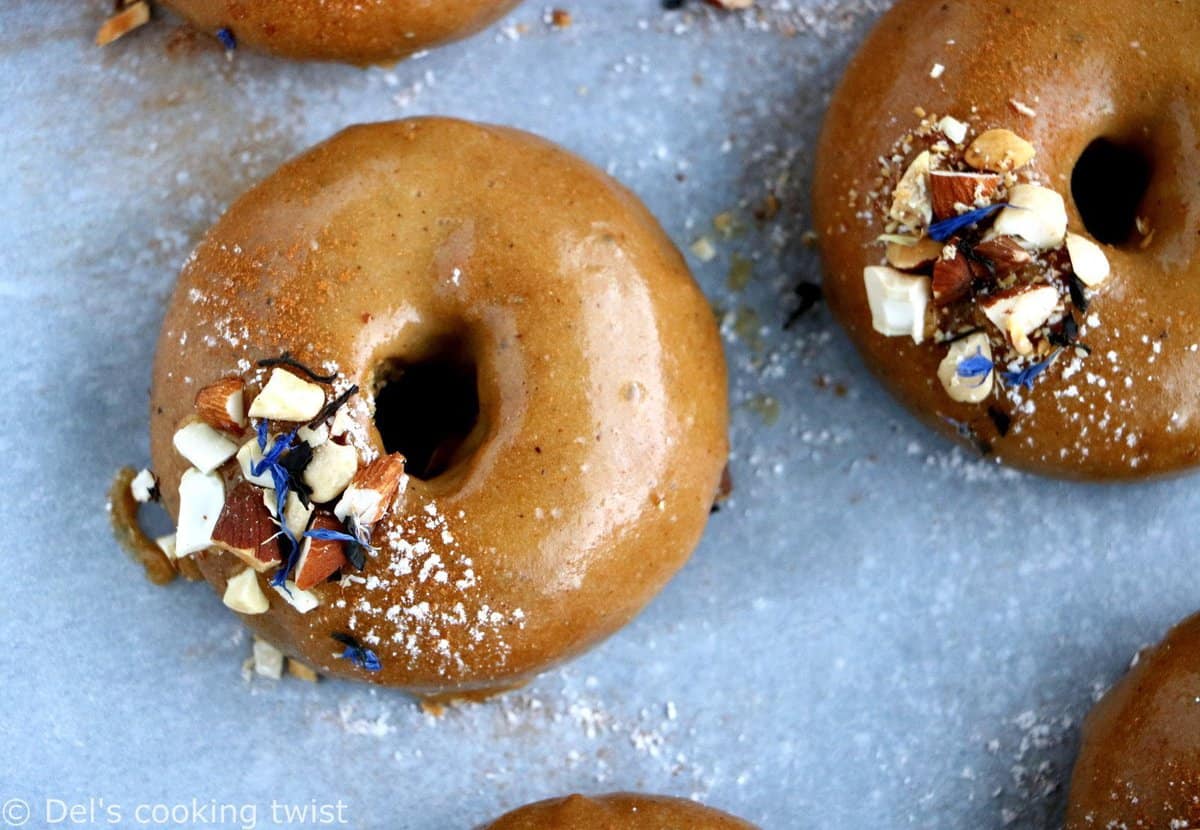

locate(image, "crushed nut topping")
[[860, 112, 1112, 422]]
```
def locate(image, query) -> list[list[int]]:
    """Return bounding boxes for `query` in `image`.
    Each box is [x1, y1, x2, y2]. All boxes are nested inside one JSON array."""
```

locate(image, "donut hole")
[[373, 349, 480, 481], [1071, 137, 1153, 246]]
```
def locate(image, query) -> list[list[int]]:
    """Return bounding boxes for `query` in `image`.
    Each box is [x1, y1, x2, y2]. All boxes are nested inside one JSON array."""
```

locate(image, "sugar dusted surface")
[[3, 1, 1198, 828]]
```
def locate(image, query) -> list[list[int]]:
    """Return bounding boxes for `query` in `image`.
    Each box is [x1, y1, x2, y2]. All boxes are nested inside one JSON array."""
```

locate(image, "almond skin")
[[929, 172, 1002, 220], [211, 482, 282, 572], [334, 453, 407, 526], [932, 253, 973, 306], [195, 377, 247, 434], [294, 511, 349, 590], [972, 236, 1032, 278]]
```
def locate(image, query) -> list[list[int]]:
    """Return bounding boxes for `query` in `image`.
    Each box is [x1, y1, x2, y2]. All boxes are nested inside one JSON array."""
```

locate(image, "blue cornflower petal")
[[1001, 350, 1061, 390], [956, 351, 994, 379], [251, 428, 297, 477], [256, 419, 268, 450], [216, 27, 236, 50], [341, 645, 382, 673], [928, 203, 1008, 242], [304, 528, 360, 545]]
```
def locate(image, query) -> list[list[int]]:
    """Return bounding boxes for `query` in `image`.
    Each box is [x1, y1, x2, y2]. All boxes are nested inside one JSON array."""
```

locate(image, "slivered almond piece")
[[929, 172, 1002, 220], [95, 1, 150, 46], [964, 129, 1036, 172], [211, 482, 283, 572], [886, 236, 944, 270], [334, 453, 408, 526], [932, 252, 973, 306], [992, 184, 1068, 250], [888, 150, 933, 230], [937, 332, 995, 404], [294, 512, 349, 590], [287, 660, 320, 682], [980, 284, 1060, 356], [195, 377, 246, 434], [1065, 233, 1111, 287], [248, 368, 326, 422]]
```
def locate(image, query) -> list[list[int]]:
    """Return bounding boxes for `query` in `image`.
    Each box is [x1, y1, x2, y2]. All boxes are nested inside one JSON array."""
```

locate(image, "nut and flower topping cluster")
[[862, 115, 1112, 407], [151, 354, 408, 669]]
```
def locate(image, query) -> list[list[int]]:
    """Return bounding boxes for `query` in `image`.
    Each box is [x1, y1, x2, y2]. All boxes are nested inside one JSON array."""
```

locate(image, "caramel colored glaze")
[[1066, 612, 1200, 827], [813, 0, 1200, 479], [483, 793, 758, 830], [162, 0, 521, 64], [149, 118, 729, 696]]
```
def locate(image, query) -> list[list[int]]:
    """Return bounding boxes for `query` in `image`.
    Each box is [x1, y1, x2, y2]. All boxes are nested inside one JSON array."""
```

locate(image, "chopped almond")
[[334, 453, 408, 526], [932, 252, 973, 306], [929, 172, 1002, 220], [195, 377, 246, 434], [95, 1, 151, 47], [294, 512, 349, 590], [211, 482, 283, 572]]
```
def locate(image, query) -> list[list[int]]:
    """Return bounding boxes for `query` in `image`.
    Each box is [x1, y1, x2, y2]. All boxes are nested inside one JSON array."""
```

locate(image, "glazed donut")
[[161, 0, 521, 64], [482, 793, 757, 829], [813, 0, 1200, 479], [147, 117, 728, 699], [1066, 612, 1200, 828]]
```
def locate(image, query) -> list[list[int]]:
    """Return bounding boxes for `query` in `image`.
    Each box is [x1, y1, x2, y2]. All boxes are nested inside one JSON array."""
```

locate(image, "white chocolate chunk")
[[248, 369, 326, 422], [155, 533, 177, 561], [937, 115, 968, 145], [223, 568, 269, 615], [298, 422, 329, 447], [272, 580, 322, 614], [1066, 232, 1111, 287], [304, 441, 358, 503], [330, 407, 354, 438], [264, 488, 316, 538], [172, 421, 238, 473], [130, 468, 158, 503], [236, 439, 274, 487], [252, 638, 284, 679], [937, 332, 995, 403], [992, 184, 1068, 250], [981, 285, 1060, 356], [888, 150, 933, 230], [175, 468, 226, 556], [863, 266, 931, 343]]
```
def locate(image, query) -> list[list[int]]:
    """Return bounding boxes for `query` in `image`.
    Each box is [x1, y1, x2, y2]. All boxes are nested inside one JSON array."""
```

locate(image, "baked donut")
[[161, 0, 521, 64], [813, 0, 1200, 479], [146, 117, 728, 699], [1066, 611, 1200, 828], [482, 793, 757, 829]]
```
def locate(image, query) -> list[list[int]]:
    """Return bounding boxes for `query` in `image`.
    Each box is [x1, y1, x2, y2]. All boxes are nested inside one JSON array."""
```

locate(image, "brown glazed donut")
[[813, 0, 1200, 479], [1066, 612, 1200, 827], [482, 793, 757, 829], [161, 0, 521, 64], [147, 118, 728, 699]]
